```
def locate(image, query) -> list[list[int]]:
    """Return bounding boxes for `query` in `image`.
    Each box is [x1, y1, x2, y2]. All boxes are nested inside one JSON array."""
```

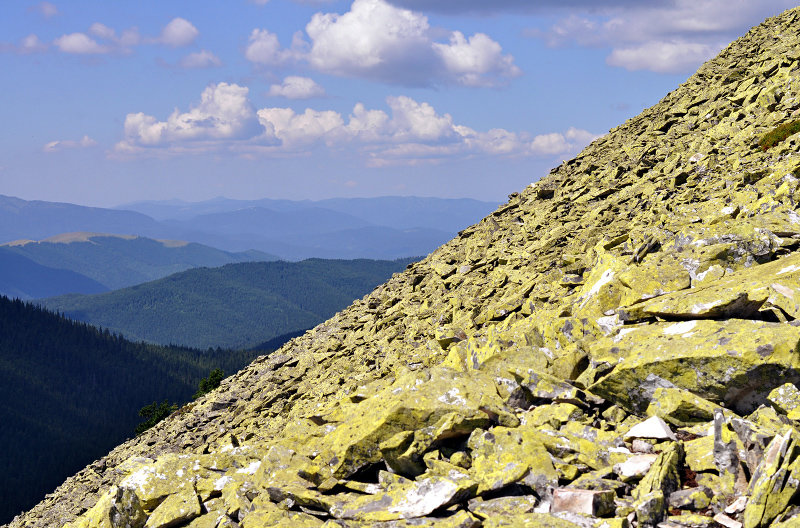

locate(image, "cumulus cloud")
[[527, 0, 797, 73], [268, 76, 326, 99], [43, 135, 97, 152], [244, 29, 305, 65], [606, 40, 721, 73], [433, 31, 521, 86], [54, 33, 110, 54], [258, 107, 345, 148], [246, 0, 520, 87], [30, 1, 59, 18], [305, 0, 433, 80], [115, 83, 598, 165], [51, 17, 198, 56], [116, 83, 260, 153], [157, 17, 199, 47], [178, 50, 222, 69], [17, 34, 48, 54], [87, 23, 141, 48]]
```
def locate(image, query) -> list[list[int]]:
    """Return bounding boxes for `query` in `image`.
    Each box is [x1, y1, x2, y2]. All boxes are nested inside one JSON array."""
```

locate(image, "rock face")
[[11, 7, 800, 528]]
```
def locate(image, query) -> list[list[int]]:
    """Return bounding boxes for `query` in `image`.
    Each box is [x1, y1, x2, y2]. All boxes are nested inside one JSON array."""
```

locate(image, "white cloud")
[[48, 18, 203, 56], [246, 0, 520, 87], [18, 34, 48, 54], [32, 2, 58, 18], [245, 29, 294, 65], [607, 40, 720, 73], [305, 0, 433, 80], [528, 0, 798, 73], [43, 135, 97, 152], [116, 83, 260, 152], [432, 31, 521, 86], [258, 107, 345, 147], [268, 76, 326, 99], [384, 96, 457, 142], [89, 23, 116, 41], [179, 50, 222, 69], [158, 17, 199, 47], [54, 33, 110, 54]]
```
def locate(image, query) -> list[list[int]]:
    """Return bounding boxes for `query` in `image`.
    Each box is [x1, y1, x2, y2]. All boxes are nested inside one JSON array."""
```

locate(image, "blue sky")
[[0, 0, 796, 207]]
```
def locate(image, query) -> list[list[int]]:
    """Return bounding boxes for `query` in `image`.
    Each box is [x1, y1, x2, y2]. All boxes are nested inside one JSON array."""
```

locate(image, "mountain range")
[[1, 233, 275, 293], [0, 195, 498, 261]]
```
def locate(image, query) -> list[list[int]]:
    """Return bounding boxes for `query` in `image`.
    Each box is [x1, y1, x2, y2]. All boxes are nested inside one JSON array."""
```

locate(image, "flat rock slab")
[[552, 488, 616, 517], [589, 319, 800, 414]]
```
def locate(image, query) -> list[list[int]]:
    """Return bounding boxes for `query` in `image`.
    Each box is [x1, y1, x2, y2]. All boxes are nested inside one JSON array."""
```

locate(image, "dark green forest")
[[0, 296, 264, 524], [41, 258, 416, 349]]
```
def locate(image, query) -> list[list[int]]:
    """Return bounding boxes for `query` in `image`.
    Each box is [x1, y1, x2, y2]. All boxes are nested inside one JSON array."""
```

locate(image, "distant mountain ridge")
[[41, 257, 416, 349], [2, 232, 277, 291], [0, 249, 108, 300], [119, 195, 501, 233], [0, 195, 163, 242], [0, 194, 498, 260]]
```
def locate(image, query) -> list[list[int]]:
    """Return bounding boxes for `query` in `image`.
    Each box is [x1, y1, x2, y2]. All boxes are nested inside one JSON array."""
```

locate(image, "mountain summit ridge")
[[11, 7, 800, 528]]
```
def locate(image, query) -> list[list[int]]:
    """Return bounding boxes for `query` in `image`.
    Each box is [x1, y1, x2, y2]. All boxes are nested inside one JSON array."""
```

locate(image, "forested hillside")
[[0, 296, 260, 524], [42, 258, 416, 349]]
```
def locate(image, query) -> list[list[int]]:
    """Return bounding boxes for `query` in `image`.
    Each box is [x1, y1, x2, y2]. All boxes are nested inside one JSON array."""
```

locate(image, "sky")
[[0, 0, 797, 207]]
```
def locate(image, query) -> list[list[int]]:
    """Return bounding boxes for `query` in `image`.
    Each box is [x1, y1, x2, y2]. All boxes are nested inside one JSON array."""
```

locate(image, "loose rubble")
[[11, 6, 800, 528]]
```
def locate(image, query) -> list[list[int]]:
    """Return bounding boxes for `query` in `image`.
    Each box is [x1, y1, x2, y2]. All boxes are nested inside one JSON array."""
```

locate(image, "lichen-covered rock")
[[16, 6, 800, 528], [743, 428, 800, 528], [467, 495, 537, 519], [645, 388, 721, 427], [588, 319, 800, 414], [143, 489, 201, 528], [307, 366, 515, 479], [63, 486, 146, 528], [768, 383, 800, 419], [467, 425, 557, 496]]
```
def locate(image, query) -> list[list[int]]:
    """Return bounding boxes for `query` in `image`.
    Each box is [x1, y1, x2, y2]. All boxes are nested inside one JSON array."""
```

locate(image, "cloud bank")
[[43, 17, 199, 56], [526, 0, 798, 73], [116, 83, 597, 166]]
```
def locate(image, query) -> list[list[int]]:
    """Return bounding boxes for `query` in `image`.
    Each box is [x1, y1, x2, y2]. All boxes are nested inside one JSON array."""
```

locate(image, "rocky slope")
[[11, 7, 800, 528]]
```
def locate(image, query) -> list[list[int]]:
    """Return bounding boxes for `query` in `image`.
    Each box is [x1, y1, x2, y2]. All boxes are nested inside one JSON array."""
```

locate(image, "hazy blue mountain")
[[0, 195, 164, 244], [0, 248, 108, 300], [248, 226, 453, 261], [120, 196, 500, 232], [115, 197, 307, 221], [3, 194, 498, 261], [167, 206, 373, 238], [166, 224, 451, 260], [316, 196, 499, 232], [41, 258, 416, 349], [3, 233, 277, 290]]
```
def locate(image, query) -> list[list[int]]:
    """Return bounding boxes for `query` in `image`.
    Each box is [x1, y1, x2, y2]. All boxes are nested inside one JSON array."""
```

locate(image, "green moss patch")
[[758, 119, 800, 150]]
